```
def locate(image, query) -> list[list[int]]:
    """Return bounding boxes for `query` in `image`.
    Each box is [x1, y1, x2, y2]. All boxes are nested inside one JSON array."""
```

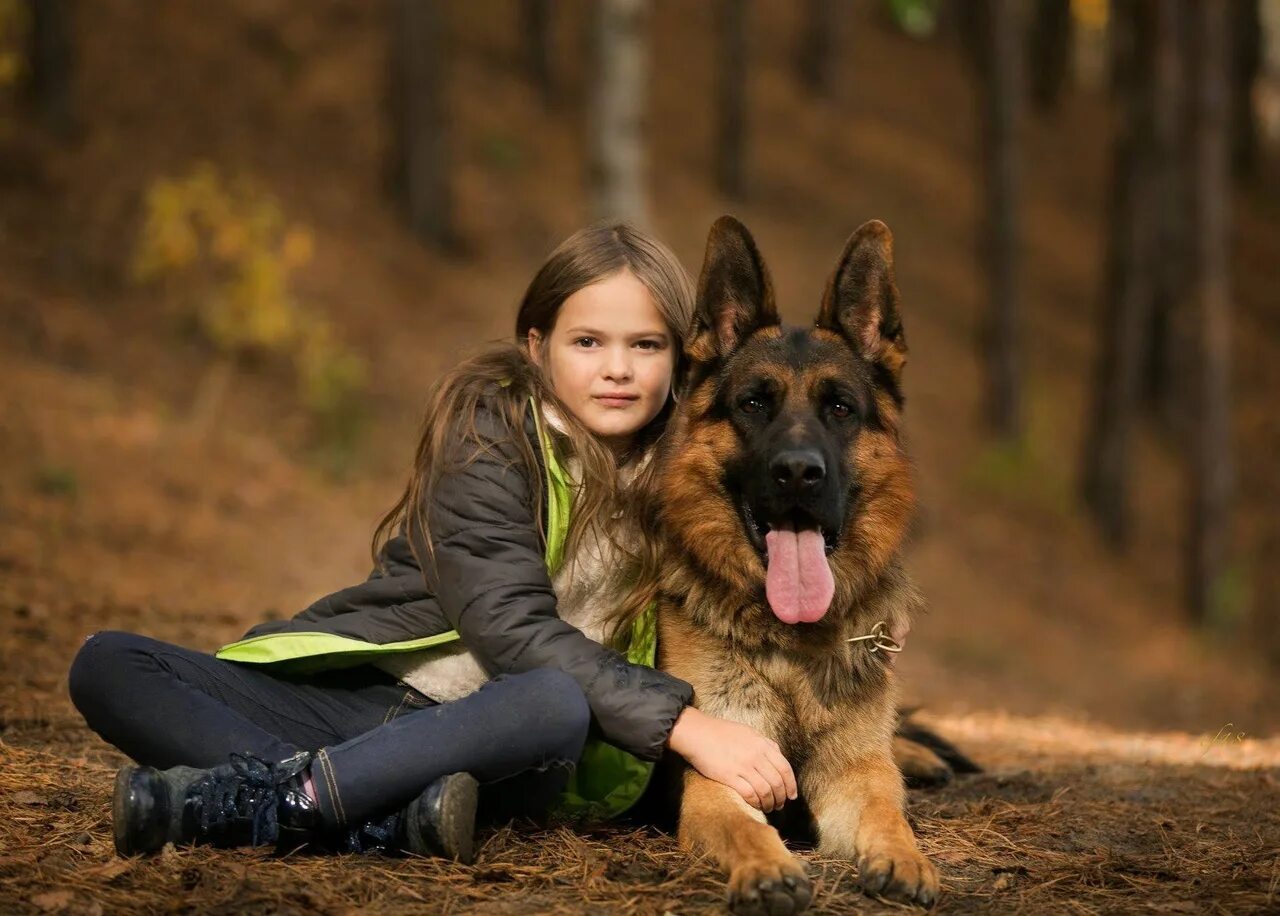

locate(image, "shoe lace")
[[339, 813, 400, 855], [195, 752, 296, 847]]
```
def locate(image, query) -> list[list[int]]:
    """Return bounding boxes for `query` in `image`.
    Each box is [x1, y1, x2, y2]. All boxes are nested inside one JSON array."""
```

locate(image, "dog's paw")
[[899, 748, 953, 789], [726, 856, 812, 916], [856, 845, 939, 908], [894, 736, 953, 788]]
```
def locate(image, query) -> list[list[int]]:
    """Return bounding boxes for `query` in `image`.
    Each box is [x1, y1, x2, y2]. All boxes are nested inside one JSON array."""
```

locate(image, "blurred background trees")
[[716, 0, 748, 199], [389, 0, 456, 249], [975, 0, 1025, 443]]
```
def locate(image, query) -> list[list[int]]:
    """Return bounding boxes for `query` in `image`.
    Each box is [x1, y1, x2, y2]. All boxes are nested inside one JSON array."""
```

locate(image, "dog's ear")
[[816, 219, 907, 380], [687, 216, 780, 365]]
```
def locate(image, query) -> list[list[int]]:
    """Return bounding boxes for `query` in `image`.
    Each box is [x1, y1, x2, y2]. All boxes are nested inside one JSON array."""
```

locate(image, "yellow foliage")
[[281, 227, 314, 270], [203, 252, 296, 351], [0, 53, 19, 86], [133, 178, 202, 279], [132, 162, 313, 352], [133, 163, 365, 440], [1071, 0, 1108, 31], [296, 319, 367, 416], [0, 0, 28, 90]]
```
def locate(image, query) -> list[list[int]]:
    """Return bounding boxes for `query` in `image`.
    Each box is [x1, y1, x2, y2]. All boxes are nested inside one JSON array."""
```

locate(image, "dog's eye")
[[741, 397, 765, 414], [831, 401, 853, 419]]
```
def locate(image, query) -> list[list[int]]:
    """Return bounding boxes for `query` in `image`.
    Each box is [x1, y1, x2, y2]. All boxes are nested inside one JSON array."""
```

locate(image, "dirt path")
[[2, 716, 1277, 914]]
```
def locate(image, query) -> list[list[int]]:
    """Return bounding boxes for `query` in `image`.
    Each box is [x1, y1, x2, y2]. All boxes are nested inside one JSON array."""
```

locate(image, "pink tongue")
[[764, 525, 835, 624]]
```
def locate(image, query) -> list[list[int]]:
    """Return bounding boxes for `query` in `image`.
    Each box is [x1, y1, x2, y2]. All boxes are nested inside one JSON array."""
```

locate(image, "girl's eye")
[[574, 337, 598, 348], [636, 340, 660, 350]]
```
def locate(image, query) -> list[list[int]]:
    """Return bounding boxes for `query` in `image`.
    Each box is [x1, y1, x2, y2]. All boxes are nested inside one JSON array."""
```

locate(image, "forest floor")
[[2, 0, 1278, 912]]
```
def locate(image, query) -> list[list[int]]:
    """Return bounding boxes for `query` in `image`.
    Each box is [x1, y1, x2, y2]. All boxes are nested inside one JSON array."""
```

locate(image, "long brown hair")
[[371, 222, 695, 651]]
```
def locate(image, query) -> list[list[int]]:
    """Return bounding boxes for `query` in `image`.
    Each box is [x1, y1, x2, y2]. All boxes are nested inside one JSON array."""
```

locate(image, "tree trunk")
[[1081, 0, 1157, 546], [1186, 0, 1234, 624], [522, 0, 555, 110], [798, 0, 836, 100], [388, 0, 455, 249], [979, 0, 1022, 441], [1230, 0, 1262, 178], [717, 0, 748, 199], [1144, 0, 1191, 433], [24, 0, 75, 138], [590, 0, 649, 225], [1029, 0, 1072, 111], [1108, 0, 1137, 99]]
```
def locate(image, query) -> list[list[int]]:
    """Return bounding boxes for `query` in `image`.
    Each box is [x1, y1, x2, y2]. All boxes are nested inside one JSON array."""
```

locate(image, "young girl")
[[68, 223, 797, 863]]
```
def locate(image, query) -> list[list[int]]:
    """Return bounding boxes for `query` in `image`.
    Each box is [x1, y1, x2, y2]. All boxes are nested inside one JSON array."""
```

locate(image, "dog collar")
[[846, 620, 903, 654]]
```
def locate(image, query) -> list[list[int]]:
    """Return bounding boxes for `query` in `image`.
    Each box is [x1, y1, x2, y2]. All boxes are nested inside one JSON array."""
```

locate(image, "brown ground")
[[1, 1, 1278, 913]]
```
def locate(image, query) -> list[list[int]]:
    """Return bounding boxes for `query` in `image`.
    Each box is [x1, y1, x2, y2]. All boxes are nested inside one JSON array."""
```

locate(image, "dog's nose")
[[771, 449, 826, 493]]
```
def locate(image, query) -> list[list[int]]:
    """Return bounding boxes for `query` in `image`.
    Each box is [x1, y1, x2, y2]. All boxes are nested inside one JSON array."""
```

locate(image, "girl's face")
[[528, 268, 675, 459]]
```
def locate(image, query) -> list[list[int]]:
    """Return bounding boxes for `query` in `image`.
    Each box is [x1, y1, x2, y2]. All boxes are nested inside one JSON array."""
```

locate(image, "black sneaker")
[[113, 750, 320, 856]]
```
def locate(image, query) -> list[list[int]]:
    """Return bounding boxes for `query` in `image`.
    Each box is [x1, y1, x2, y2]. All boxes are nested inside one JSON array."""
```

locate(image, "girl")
[[68, 223, 797, 863]]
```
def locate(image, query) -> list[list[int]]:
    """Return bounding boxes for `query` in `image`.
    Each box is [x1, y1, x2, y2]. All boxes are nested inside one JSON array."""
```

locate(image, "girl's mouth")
[[594, 394, 639, 408]]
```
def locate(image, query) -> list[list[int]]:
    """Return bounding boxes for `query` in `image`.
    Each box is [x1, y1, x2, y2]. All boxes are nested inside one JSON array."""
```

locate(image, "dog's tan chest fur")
[[657, 607, 898, 768]]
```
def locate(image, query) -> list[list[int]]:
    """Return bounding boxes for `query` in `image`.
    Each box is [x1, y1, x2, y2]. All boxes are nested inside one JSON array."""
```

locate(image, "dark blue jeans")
[[67, 631, 590, 834]]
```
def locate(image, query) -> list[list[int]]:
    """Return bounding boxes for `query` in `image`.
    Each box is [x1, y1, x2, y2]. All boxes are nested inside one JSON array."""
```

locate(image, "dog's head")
[[659, 216, 915, 629]]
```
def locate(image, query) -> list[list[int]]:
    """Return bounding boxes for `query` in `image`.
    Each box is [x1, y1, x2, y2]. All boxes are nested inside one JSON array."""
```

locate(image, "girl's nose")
[[603, 346, 633, 381]]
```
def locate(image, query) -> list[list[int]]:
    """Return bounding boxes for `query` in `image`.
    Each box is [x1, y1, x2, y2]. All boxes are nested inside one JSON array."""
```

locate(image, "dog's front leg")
[[678, 767, 812, 915], [803, 750, 938, 907]]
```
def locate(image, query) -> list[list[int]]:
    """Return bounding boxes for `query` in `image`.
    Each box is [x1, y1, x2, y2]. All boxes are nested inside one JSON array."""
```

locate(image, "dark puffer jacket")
[[219, 395, 693, 762]]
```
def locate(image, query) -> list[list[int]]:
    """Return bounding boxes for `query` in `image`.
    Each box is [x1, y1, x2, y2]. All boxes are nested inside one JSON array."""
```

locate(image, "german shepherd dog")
[[654, 217, 946, 912]]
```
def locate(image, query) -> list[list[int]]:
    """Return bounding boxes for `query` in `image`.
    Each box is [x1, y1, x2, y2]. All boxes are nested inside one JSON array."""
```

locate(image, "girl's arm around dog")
[[418, 403, 693, 762]]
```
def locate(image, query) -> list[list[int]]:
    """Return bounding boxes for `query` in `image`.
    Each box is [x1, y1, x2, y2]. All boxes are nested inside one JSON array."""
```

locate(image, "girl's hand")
[[666, 706, 797, 812]]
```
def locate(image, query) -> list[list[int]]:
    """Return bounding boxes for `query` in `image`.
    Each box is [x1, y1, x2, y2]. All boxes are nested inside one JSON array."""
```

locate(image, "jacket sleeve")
[[416, 405, 692, 762]]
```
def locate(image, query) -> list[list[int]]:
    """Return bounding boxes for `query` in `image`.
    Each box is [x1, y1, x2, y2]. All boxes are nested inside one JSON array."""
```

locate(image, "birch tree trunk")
[[590, 0, 649, 226]]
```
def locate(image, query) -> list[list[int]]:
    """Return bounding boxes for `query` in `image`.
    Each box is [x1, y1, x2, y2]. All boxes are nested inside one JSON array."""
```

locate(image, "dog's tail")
[[894, 708, 982, 787]]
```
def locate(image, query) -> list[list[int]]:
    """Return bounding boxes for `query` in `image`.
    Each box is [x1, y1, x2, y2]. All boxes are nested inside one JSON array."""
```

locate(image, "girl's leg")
[[71, 631, 591, 847], [67, 630, 410, 768], [475, 757, 579, 826], [312, 667, 590, 832]]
